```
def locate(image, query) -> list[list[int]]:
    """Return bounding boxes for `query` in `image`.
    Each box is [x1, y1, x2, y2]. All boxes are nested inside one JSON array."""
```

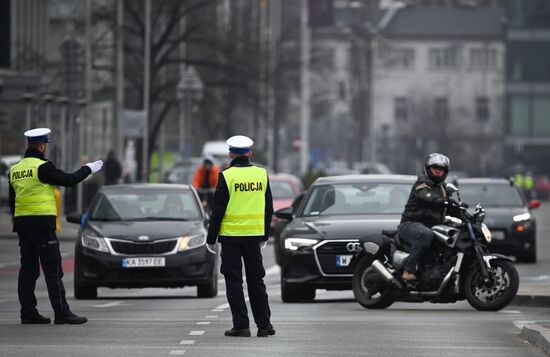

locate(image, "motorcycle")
[[352, 183, 519, 311]]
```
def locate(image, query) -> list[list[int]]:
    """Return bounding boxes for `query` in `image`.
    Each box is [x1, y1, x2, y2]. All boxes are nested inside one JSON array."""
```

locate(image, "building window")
[[384, 48, 415, 69], [394, 97, 408, 122], [533, 96, 550, 136], [470, 48, 497, 70], [509, 96, 529, 135], [429, 47, 458, 70], [476, 97, 489, 121], [434, 97, 449, 121]]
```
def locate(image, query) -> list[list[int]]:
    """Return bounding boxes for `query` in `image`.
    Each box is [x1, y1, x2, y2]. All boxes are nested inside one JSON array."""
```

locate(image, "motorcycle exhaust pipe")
[[371, 260, 394, 281]]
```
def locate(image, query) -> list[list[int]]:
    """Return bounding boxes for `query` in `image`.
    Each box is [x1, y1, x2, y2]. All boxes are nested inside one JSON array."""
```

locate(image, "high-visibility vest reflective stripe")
[[220, 166, 267, 236], [9, 157, 56, 217]]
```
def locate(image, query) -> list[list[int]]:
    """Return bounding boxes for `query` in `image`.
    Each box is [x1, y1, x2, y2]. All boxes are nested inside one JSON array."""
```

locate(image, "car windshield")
[[271, 180, 295, 199], [458, 183, 524, 207], [301, 183, 410, 216], [89, 189, 201, 221]]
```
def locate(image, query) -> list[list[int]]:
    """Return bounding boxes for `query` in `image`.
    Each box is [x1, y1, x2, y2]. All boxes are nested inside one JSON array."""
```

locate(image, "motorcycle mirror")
[[446, 183, 458, 195]]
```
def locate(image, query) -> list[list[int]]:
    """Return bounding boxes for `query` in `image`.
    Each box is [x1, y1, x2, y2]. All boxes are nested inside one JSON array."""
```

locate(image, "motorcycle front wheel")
[[352, 255, 394, 309], [464, 259, 519, 311]]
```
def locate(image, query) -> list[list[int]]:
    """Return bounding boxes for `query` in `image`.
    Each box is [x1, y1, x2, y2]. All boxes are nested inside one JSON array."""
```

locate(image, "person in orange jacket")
[[192, 155, 220, 211]]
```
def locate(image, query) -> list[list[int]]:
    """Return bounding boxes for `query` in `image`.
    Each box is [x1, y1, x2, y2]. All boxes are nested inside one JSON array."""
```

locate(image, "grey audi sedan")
[[274, 174, 415, 302], [67, 184, 217, 299]]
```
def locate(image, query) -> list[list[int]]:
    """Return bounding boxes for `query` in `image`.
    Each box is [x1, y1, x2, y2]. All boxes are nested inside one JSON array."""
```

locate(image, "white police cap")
[[226, 135, 253, 149], [24, 128, 51, 143]]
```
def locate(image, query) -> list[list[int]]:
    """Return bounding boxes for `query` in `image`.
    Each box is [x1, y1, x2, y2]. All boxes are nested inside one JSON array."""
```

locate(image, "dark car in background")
[[68, 184, 217, 299], [274, 174, 415, 302], [457, 178, 540, 263]]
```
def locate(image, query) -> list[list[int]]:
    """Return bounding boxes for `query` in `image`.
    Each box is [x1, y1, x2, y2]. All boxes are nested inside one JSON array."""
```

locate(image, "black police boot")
[[257, 324, 276, 337], [54, 312, 88, 325], [21, 312, 51, 324], [224, 327, 251, 337]]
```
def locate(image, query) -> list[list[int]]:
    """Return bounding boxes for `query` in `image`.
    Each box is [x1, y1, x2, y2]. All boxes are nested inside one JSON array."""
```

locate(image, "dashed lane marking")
[[500, 310, 522, 314], [212, 308, 223, 312], [169, 350, 186, 355], [196, 321, 211, 325], [92, 301, 129, 308], [205, 315, 218, 319], [179, 340, 195, 345], [189, 330, 205, 336]]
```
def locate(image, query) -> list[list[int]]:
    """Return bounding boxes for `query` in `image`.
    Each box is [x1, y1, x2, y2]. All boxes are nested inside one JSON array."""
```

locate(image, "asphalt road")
[[0, 203, 549, 356]]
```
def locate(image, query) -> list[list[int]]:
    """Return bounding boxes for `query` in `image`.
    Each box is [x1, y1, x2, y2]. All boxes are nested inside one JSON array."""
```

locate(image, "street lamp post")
[[22, 93, 35, 131], [76, 98, 87, 212], [57, 97, 68, 170], [177, 66, 203, 159]]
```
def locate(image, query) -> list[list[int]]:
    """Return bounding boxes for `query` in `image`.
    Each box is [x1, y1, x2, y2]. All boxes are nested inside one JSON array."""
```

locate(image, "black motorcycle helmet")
[[424, 153, 450, 184]]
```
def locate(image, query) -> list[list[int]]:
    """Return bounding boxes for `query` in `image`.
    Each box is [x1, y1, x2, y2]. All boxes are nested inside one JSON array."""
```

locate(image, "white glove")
[[86, 160, 104, 174], [260, 241, 267, 249], [206, 244, 216, 254]]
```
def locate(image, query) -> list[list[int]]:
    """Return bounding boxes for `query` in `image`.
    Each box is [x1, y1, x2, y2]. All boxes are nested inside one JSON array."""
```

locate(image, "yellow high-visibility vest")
[[9, 157, 56, 217], [220, 165, 268, 236]]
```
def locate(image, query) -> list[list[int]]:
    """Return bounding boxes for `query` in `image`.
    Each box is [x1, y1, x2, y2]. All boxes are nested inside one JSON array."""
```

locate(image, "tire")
[[74, 258, 97, 299], [197, 267, 218, 298], [352, 256, 394, 309], [464, 259, 519, 311], [281, 284, 316, 302]]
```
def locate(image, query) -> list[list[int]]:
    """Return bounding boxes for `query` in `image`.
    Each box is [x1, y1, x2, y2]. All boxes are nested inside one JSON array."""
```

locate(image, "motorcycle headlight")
[[481, 223, 492, 243], [82, 233, 109, 252], [513, 212, 531, 222], [284, 237, 319, 251], [178, 234, 206, 251]]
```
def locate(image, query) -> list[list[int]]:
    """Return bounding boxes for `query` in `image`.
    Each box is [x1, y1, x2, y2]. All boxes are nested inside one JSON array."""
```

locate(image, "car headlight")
[[284, 237, 318, 251], [481, 223, 492, 243], [513, 212, 531, 222], [178, 234, 206, 251], [82, 233, 109, 252]]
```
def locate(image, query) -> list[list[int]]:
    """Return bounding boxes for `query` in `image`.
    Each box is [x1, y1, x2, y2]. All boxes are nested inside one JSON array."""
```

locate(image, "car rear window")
[[89, 190, 201, 221], [301, 183, 410, 216], [270, 180, 296, 199], [458, 183, 524, 207]]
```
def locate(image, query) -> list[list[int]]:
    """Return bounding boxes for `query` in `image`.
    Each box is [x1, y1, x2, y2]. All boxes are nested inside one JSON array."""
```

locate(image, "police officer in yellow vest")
[[8, 128, 103, 325], [206, 135, 275, 337]]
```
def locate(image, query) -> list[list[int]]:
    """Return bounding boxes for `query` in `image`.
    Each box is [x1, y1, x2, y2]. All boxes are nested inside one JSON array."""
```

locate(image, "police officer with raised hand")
[[206, 135, 275, 338], [8, 128, 103, 325]]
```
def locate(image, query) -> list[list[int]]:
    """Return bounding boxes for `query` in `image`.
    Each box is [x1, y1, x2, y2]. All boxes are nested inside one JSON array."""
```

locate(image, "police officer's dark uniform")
[[206, 135, 275, 337], [398, 153, 452, 281], [8, 128, 103, 324]]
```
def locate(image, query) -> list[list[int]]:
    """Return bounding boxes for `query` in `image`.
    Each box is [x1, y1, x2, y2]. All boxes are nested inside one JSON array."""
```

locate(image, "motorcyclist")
[[398, 153, 455, 282]]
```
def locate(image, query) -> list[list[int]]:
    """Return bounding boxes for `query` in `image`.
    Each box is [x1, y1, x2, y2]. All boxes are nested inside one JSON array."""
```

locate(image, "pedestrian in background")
[[206, 135, 275, 337], [8, 128, 103, 325], [192, 154, 220, 211], [104, 150, 122, 185]]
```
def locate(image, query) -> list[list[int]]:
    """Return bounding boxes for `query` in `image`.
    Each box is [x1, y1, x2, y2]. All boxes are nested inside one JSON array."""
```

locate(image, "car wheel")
[[74, 256, 97, 299], [197, 268, 218, 298]]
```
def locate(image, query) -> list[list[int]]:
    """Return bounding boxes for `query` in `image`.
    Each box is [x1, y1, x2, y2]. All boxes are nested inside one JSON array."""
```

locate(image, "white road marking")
[[196, 321, 211, 325], [169, 350, 186, 355], [205, 315, 218, 319], [500, 310, 522, 314], [92, 301, 128, 308], [189, 330, 205, 336], [179, 340, 195, 345], [212, 308, 223, 312], [513, 320, 537, 329], [522, 275, 550, 281], [0, 299, 14, 303]]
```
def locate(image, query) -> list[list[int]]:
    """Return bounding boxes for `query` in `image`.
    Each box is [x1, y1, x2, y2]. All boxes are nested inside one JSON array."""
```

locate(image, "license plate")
[[491, 230, 505, 240], [336, 255, 353, 267], [122, 257, 165, 268]]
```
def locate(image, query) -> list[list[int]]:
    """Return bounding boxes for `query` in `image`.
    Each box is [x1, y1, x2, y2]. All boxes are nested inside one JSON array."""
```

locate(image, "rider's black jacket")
[[400, 175, 448, 228]]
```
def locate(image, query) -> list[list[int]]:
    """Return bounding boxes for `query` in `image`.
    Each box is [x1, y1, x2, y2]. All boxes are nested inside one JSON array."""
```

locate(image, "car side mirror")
[[274, 207, 293, 221], [66, 211, 82, 224], [529, 199, 541, 209]]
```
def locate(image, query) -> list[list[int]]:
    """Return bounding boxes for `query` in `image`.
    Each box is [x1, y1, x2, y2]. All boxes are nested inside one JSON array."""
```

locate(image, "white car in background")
[[1, 155, 22, 203]]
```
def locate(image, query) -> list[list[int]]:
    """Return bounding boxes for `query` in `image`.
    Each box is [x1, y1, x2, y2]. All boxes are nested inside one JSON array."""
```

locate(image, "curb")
[[513, 295, 550, 308], [520, 324, 550, 355]]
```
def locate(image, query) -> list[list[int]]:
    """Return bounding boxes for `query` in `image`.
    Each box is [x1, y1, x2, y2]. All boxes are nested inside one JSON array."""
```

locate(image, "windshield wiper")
[[89, 217, 121, 222]]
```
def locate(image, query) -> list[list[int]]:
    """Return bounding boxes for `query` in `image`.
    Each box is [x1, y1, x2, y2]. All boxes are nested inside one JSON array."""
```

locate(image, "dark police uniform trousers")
[[206, 155, 273, 330], [9, 147, 91, 319]]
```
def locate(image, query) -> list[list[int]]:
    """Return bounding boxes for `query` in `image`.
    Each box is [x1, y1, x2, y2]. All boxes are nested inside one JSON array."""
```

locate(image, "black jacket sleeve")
[[413, 183, 447, 208], [206, 172, 229, 244], [263, 179, 274, 240], [37, 161, 92, 187]]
